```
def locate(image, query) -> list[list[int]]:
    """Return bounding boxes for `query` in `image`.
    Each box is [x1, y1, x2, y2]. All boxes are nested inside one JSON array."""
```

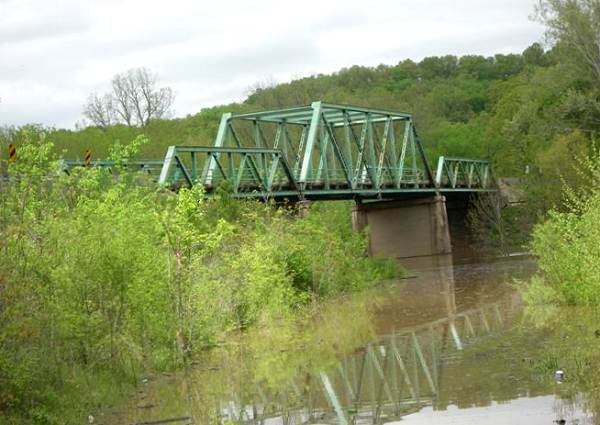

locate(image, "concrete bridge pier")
[[352, 195, 452, 259]]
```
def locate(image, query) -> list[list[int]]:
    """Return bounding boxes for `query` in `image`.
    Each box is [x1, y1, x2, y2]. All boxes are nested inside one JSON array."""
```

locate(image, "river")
[[107, 254, 599, 425]]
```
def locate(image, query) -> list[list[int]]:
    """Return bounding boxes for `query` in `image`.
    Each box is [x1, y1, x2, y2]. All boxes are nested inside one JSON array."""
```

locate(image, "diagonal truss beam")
[[62, 103, 497, 201]]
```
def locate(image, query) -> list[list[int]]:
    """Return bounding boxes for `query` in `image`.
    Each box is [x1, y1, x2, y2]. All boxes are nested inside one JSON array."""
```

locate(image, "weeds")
[[0, 132, 403, 423]]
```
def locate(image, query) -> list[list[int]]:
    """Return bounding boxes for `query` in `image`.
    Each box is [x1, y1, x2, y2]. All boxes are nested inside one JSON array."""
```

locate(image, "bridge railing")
[[60, 159, 166, 177], [158, 146, 298, 195], [56, 154, 495, 198], [435, 156, 495, 190]]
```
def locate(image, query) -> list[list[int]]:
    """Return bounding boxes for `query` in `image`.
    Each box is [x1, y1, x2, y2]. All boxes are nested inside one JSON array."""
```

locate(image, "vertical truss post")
[[397, 121, 411, 186], [320, 371, 348, 425], [227, 152, 234, 181], [483, 164, 490, 187], [391, 337, 416, 401], [366, 113, 378, 189], [429, 325, 439, 392], [367, 346, 376, 418], [480, 309, 490, 332], [375, 119, 391, 188], [273, 123, 283, 149], [390, 335, 399, 408], [452, 162, 459, 187], [467, 163, 475, 187], [435, 156, 445, 187], [410, 127, 418, 187], [464, 314, 476, 337], [292, 125, 306, 177], [343, 112, 353, 183], [388, 118, 399, 187], [449, 321, 463, 350], [205, 112, 232, 185], [324, 122, 352, 188], [338, 362, 356, 404], [299, 101, 322, 191], [158, 145, 177, 186], [369, 344, 399, 413], [412, 333, 436, 394], [411, 335, 420, 403], [316, 120, 330, 188], [190, 151, 198, 182]]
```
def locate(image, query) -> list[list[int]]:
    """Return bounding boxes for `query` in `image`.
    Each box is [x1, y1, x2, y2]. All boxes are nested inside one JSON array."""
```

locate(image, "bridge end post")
[[352, 196, 452, 259], [158, 145, 177, 186]]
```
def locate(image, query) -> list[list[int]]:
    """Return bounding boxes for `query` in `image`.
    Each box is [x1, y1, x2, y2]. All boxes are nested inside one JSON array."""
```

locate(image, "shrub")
[[526, 145, 600, 305], [0, 132, 403, 423]]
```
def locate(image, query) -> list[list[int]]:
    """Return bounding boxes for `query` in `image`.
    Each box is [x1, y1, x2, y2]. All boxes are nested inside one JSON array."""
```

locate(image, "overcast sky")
[[0, 0, 545, 129]]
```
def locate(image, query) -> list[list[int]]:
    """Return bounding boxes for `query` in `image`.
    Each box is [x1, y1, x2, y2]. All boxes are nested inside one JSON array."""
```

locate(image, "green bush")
[[0, 132, 402, 423], [525, 146, 600, 305]]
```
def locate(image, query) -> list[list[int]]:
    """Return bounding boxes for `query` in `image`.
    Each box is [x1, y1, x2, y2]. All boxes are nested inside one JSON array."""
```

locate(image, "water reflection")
[[111, 255, 596, 425]]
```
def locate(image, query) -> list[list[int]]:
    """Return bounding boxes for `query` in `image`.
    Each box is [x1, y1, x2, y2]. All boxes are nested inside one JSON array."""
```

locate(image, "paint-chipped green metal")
[[157, 101, 496, 200]]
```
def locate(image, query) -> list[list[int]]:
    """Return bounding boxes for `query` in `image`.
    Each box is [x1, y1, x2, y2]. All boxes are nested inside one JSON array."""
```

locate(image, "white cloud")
[[0, 0, 545, 128]]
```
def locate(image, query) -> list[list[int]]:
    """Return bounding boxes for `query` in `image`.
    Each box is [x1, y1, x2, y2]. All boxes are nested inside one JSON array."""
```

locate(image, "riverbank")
[[105, 257, 598, 424], [106, 255, 600, 425], [0, 135, 404, 425]]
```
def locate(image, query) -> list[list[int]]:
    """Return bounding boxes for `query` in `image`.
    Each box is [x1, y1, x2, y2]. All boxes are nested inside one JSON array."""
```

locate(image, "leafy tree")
[[458, 55, 495, 79], [522, 42, 548, 67], [418, 55, 459, 80], [536, 0, 600, 83]]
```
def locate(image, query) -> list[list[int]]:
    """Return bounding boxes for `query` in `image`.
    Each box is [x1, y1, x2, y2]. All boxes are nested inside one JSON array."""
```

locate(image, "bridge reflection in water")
[[112, 256, 553, 425], [215, 255, 526, 425]]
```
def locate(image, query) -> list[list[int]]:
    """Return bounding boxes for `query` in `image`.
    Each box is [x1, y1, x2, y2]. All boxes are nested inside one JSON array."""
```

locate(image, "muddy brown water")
[[108, 254, 598, 425]]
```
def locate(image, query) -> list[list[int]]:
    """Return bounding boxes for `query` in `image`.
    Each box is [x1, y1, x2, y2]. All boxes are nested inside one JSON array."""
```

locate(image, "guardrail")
[[60, 159, 166, 176]]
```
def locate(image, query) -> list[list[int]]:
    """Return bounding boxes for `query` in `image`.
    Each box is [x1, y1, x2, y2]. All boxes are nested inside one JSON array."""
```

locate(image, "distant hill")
[[4, 42, 591, 208]]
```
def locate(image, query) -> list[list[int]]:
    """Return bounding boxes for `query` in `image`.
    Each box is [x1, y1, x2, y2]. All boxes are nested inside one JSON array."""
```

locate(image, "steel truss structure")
[[52, 102, 495, 200], [157, 102, 496, 200]]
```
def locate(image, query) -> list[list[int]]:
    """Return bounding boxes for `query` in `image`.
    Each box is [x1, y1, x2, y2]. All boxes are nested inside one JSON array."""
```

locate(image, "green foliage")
[[536, 0, 600, 84], [7, 5, 600, 416], [0, 134, 403, 423], [526, 147, 600, 306]]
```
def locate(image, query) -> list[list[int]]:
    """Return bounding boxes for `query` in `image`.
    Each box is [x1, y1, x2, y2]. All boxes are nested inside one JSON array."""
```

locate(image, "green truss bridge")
[[63, 101, 495, 202], [61, 102, 497, 259]]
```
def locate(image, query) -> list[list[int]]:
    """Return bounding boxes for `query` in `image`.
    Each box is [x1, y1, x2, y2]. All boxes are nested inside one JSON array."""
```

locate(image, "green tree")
[[536, 0, 600, 83]]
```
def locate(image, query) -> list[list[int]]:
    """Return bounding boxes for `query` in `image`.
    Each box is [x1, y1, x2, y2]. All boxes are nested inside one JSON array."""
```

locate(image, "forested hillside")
[[4, 39, 594, 210]]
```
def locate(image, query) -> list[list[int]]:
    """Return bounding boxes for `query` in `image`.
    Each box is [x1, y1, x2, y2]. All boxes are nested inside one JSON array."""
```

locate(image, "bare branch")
[[83, 92, 114, 128], [83, 67, 174, 128]]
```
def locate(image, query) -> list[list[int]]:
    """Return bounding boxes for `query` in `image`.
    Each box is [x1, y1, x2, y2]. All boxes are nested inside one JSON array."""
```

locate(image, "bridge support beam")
[[352, 196, 452, 259]]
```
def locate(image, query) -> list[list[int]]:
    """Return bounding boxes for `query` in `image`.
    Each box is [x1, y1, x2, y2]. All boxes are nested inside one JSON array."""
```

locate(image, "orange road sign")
[[83, 150, 92, 167], [8, 144, 16, 162]]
